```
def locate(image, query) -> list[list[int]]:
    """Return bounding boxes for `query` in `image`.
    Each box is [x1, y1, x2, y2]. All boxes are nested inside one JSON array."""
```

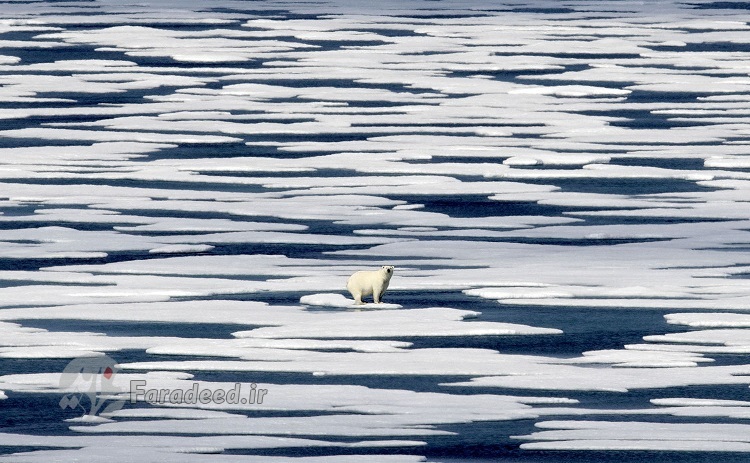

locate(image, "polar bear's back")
[[347, 269, 379, 294]]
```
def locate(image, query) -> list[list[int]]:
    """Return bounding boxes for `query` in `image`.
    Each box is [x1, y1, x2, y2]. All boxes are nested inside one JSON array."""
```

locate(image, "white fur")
[[346, 266, 394, 304]]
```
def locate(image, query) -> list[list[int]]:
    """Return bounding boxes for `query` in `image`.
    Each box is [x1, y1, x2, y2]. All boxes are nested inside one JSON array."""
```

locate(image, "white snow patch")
[[464, 287, 574, 300], [561, 349, 711, 368], [518, 420, 750, 452], [444, 362, 750, 392], [0, 346, 105, 359], [149, 244, 215, 254], [652, 398, 750, 408], [666, 313, 750, 328], [233, 306, 561, 339], [510, 85, 630, 97], [64, 415, 114, 424]]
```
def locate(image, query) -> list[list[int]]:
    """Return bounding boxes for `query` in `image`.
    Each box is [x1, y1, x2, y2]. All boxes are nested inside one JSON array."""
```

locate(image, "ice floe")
[[517, 421, 750, 452], [148, 244, 215, 254], [299, 292, 402, 309], [233, 305, 560, 339]]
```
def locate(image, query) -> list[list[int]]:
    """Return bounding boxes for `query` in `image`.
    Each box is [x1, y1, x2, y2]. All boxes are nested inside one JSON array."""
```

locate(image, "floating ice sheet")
[[0, 433, 425, 463], [233, 305, 560, 339], [148, 244, 215, 254], [518, 421, 750, 452], [666, 312, 750, 328], [299, 293, 402, 309]]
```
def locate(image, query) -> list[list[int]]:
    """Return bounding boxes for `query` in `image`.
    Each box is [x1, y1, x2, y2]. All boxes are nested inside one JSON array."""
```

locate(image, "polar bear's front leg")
[[379, 287, 388, 303], [372, 282, 384, 303]]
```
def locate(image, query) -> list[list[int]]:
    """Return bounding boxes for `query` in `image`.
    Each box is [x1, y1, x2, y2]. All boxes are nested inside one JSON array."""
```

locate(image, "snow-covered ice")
[[517, 421, 750, 452], [1, 0, 750, 462]]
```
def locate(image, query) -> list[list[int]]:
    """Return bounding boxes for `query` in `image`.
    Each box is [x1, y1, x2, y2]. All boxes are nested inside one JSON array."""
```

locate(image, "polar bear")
[[347, 266, 394, 304]]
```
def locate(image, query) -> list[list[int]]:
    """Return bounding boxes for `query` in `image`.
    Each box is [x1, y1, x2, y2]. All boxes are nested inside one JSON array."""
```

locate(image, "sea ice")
[[148, 244, 215, 254], [517, 420, 750, 452], [299, 293, 402, 309], [3, 0, 750, 460]]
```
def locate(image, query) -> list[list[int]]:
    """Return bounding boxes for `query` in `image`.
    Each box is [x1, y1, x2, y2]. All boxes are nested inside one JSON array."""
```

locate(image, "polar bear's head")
[[381, 265, 394, 275]]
